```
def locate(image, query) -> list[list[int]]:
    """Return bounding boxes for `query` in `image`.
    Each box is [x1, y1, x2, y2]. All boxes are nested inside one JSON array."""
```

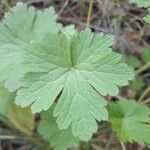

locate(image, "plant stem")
[[0, 116, 50, 149], [86, 0, 93, 26], [141, 98, 150, 104], [138, 87, 150, 102], [104, 133, 115, 150], [116, 95, 127, 101], [135, 62, 150, 76], [58, 0, 68, 16], [120, 141, 127, 150], [0, 135, 17, 140]]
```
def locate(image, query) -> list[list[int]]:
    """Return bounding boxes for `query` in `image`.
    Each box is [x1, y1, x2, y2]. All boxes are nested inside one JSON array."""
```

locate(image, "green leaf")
[[1, 0, 10, 7], [38, 107, 79, 150], [144, 14, 150, 24], [129, 77, 144, 91], [62, 25, 77, 36], [128, 0, 150, 8], [16, 29, 134, 140], [0, 45, 28, 92], [0, 83, 34, 135], [141, 48, 150, 63], [124, 56, 141, 68], [0, 2, 61, 91], [0, 83, 15, 116], [108, 100, 150, 144]]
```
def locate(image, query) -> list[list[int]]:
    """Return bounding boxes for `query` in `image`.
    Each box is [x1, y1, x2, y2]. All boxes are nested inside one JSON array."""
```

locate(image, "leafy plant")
[[0, 2, 61, 91], [125, 56, 141, 68], [0, 2, 150, 150], [15, 28, 134, 140], [129, 76, 144, 91], [38, 106, 79, 150], [0, 84, 34, 135], [108, 100, 150, 144]]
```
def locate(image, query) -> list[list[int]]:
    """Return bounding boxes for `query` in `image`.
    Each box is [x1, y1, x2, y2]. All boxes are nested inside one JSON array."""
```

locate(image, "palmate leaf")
[[16, 29, 134, 140], [0, 2, 61, 92], [38, 107, 78, 150], [108, 100, 150, 144], [128, 0, 150, 8]]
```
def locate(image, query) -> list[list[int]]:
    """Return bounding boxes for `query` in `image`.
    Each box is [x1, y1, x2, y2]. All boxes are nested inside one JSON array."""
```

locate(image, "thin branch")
[[116, 95, 127, 101], [0, 135, 17, 140], [105, 133, 115, 150], [138, 87, 150, 102], [86, 0, 93, 26], [135, 62, 150, 76], [120, 141, 127, 150], [58, 16, 110, 33], [141, 98, 150, 104], [58, 0, 69, 16]]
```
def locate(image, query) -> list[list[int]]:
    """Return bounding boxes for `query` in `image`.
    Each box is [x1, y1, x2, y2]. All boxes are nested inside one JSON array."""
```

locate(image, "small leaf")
[[141, 48, 150, 63], [129, 77, 144, 91], [7, 105, 34, 135], [0, 83, 15, 116], [0, 83, 34, 135], [108, 100, 150, 144], [38, 107, 79, 150], [144, 14, 150, 24], [128, 0, 150, 8], [125, 56, 141, 68]]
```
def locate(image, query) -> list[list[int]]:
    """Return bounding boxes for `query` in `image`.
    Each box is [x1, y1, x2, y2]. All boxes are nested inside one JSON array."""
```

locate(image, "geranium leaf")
[[108, 100, 150, 144], [38, 107, 79, 150], [0, 2, 61, 91], [16, 28, 134, 140]]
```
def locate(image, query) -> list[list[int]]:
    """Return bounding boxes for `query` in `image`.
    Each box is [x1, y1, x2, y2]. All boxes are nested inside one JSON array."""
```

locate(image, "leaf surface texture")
[[16, 29, 134, 140], [108, 100, 150, 144], [0, 3, 60, 91]]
